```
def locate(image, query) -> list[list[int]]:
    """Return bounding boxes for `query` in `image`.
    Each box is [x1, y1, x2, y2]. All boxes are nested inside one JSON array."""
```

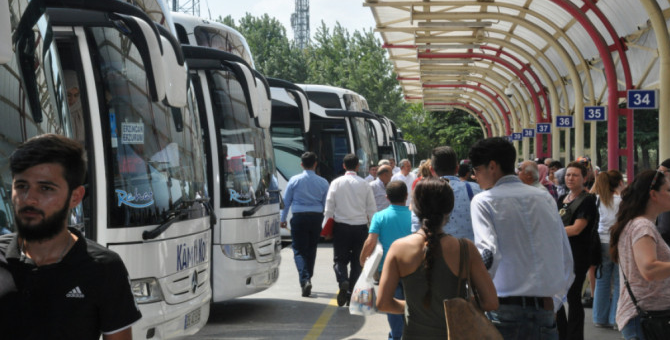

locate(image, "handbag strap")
[[455, 238, 468, 298], [455, 238, 483, 308], [621, 269, 645, 315]]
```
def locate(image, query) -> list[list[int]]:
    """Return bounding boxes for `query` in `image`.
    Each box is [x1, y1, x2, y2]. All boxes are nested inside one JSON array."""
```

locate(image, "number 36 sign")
[[556, 116, 574, 128]]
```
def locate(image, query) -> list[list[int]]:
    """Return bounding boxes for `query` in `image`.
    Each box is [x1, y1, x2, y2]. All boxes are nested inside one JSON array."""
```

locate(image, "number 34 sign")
[[627, 90, 658, 109]]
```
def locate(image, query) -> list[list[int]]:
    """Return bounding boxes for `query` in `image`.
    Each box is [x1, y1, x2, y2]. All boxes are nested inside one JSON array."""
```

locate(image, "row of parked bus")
[[0, 1, 415, 339]]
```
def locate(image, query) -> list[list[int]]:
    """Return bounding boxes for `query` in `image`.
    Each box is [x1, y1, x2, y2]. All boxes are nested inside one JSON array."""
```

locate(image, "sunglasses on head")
[[650, 169, 666, 191]]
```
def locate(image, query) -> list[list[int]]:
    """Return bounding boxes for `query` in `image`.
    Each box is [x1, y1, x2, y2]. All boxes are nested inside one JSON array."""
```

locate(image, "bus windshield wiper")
[[243, 195, 267, 217], [142, 198, 213, 240]]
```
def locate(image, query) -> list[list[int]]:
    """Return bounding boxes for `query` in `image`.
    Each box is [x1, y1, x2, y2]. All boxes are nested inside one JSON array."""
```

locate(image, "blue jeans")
[[290, 213, 323, 286], [621, 315, 645, 340], [387, 283, 404, 340], [593, 242, 620, 325], [487, 304, 558, 340]]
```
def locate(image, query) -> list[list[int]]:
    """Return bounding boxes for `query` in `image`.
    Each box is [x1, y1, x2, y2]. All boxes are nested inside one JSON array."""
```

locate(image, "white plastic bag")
[[349, 242, 383, 316]]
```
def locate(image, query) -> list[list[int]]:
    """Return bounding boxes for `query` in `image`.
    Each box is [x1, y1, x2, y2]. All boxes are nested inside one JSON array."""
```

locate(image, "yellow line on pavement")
[[303, 297, 340, 340]]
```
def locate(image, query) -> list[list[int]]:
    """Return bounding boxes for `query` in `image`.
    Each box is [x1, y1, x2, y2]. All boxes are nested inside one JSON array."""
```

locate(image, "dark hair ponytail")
[[412, 178, 455, 308]]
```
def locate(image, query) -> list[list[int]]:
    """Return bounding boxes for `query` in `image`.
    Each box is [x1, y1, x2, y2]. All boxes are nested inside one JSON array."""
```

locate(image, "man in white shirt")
[[389, 158, 400, 175], [370, 165, 393, 212], [469, 137, 574, 339], [324, 154, 377, 307], [364, 165, 377, 182], [391, 159, 415, 206]]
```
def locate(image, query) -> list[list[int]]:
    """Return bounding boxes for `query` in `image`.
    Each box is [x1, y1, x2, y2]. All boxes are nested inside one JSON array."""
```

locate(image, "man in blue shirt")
[[360, 181, 411, 340], [411, 146, 481, 240], [280, 152, 329, 297]]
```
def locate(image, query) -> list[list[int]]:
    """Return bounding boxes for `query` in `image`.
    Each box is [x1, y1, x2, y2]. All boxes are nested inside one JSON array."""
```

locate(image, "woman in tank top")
[[376, 177, 498, 339]]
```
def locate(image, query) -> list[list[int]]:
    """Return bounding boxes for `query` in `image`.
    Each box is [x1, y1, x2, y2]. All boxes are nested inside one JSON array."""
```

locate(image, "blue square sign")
[[523, 128, 535, 138], [536, 123, 551, 134], [584, 106, 607, 121], [627, 89, 658, 109], [512, 133, 522, 141], [556, 116, 574, 128]]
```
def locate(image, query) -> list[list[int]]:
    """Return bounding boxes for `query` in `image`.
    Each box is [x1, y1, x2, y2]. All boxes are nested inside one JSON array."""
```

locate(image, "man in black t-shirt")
[[0, 134, 141, 340]]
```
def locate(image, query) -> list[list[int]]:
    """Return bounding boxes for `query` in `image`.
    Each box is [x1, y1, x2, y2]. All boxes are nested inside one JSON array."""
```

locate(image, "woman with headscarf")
[[539, 164, 558, 200], [64, 70, 85, 144]]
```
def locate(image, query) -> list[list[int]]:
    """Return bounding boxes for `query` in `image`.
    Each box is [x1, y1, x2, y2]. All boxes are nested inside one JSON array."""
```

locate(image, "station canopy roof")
[[365, 0, 668, 136]]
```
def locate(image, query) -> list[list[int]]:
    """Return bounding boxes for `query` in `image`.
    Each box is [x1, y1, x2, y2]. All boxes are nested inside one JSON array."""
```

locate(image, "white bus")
[[267, 79, 312, 243], [297, 84, 379, 182], [172, 13, 283, 302], [270, 85, 378, 238], [2, 0, 211, 338]]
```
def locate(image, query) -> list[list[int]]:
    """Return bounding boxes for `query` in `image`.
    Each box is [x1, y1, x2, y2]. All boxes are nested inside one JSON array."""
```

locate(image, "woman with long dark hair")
[[591, 170, 624, 329], [611, 169, 670, 339], [376, 178, 498, 339]]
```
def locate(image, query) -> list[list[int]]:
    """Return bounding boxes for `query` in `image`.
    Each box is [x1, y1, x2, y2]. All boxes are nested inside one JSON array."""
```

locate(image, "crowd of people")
[[281, 137, 670, 340]]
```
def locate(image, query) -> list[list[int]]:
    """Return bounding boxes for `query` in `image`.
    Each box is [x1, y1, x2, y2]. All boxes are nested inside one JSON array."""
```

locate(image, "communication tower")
[[291, 0, 310, 49], [170, 0, 200, 17]]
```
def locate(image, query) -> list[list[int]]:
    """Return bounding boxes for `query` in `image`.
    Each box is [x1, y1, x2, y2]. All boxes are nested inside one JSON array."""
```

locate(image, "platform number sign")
[[556, 116, 574, 129], [523, 129, 535, 138], [536, 123, 551, 134], [584, 106, 606, 121], [511, 133, 522, 141], [627, 89, 658, 109]]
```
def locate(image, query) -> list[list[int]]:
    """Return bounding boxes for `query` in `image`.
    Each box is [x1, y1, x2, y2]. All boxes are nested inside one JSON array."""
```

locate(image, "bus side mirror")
[[288, 89, 310, 133], [111, 13, 166, 103], [157, 27, 187, 108], [0, 0, 10, 64], [254, 75, 272, 129], [233, 62, 259, 118]]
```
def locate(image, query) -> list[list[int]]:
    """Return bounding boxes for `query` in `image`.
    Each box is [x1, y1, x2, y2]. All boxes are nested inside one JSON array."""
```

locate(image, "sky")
[[199, 0, 378, 39]]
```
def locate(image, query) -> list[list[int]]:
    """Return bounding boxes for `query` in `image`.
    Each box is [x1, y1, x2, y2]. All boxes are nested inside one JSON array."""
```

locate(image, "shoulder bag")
[[622, 270, 670, 339], [443, 238, 502, 340]]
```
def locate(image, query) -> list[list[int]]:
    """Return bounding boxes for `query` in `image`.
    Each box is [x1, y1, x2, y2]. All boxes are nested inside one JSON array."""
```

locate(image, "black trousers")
[[332, 222, 368, 289], [557, 255, 590, 340]]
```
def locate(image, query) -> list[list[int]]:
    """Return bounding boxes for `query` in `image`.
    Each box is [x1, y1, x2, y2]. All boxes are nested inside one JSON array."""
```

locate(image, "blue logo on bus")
[[229, 189, 252, 204], [116, 189, 154, 208], [177, 238, 208, 271]]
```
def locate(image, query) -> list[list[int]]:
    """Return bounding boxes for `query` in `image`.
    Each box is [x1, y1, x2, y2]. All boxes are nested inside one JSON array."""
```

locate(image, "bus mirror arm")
[[242, 195, 267, 217], [267, 189, 284, 210], [142, 209, 187, 240]]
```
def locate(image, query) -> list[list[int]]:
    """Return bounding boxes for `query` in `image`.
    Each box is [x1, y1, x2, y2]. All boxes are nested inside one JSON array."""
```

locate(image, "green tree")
[[216, 14, 485, 159]]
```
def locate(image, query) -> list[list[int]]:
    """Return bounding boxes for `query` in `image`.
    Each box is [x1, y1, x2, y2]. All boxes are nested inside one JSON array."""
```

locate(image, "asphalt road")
[[191, 243, 622, 339]]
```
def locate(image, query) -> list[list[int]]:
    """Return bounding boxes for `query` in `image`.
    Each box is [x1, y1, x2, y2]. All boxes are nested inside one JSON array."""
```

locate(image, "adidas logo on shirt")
[[66, 286, 85, 298]]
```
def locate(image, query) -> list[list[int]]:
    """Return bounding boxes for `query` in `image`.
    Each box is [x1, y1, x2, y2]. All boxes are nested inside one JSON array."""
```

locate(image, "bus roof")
[[172, 12, 255, 67]]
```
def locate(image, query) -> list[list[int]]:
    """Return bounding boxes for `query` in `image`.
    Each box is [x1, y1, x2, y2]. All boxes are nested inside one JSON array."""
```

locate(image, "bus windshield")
[[207, 69, 278, 208], [91, 27, 208, 228], [308, 119, 349, 183], [271, 125, 305, 180], [350, 117, 378, 177]]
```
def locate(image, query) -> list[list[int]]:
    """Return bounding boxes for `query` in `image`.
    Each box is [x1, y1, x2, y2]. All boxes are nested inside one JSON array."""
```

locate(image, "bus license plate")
[[184, 308, 201, 330], [269, 268, 278, 283]]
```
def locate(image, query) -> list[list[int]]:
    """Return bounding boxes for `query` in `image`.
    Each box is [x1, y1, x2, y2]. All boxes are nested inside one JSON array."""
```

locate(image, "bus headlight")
[[221, 243, 255, 260], [131, 278, 164, 304]]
